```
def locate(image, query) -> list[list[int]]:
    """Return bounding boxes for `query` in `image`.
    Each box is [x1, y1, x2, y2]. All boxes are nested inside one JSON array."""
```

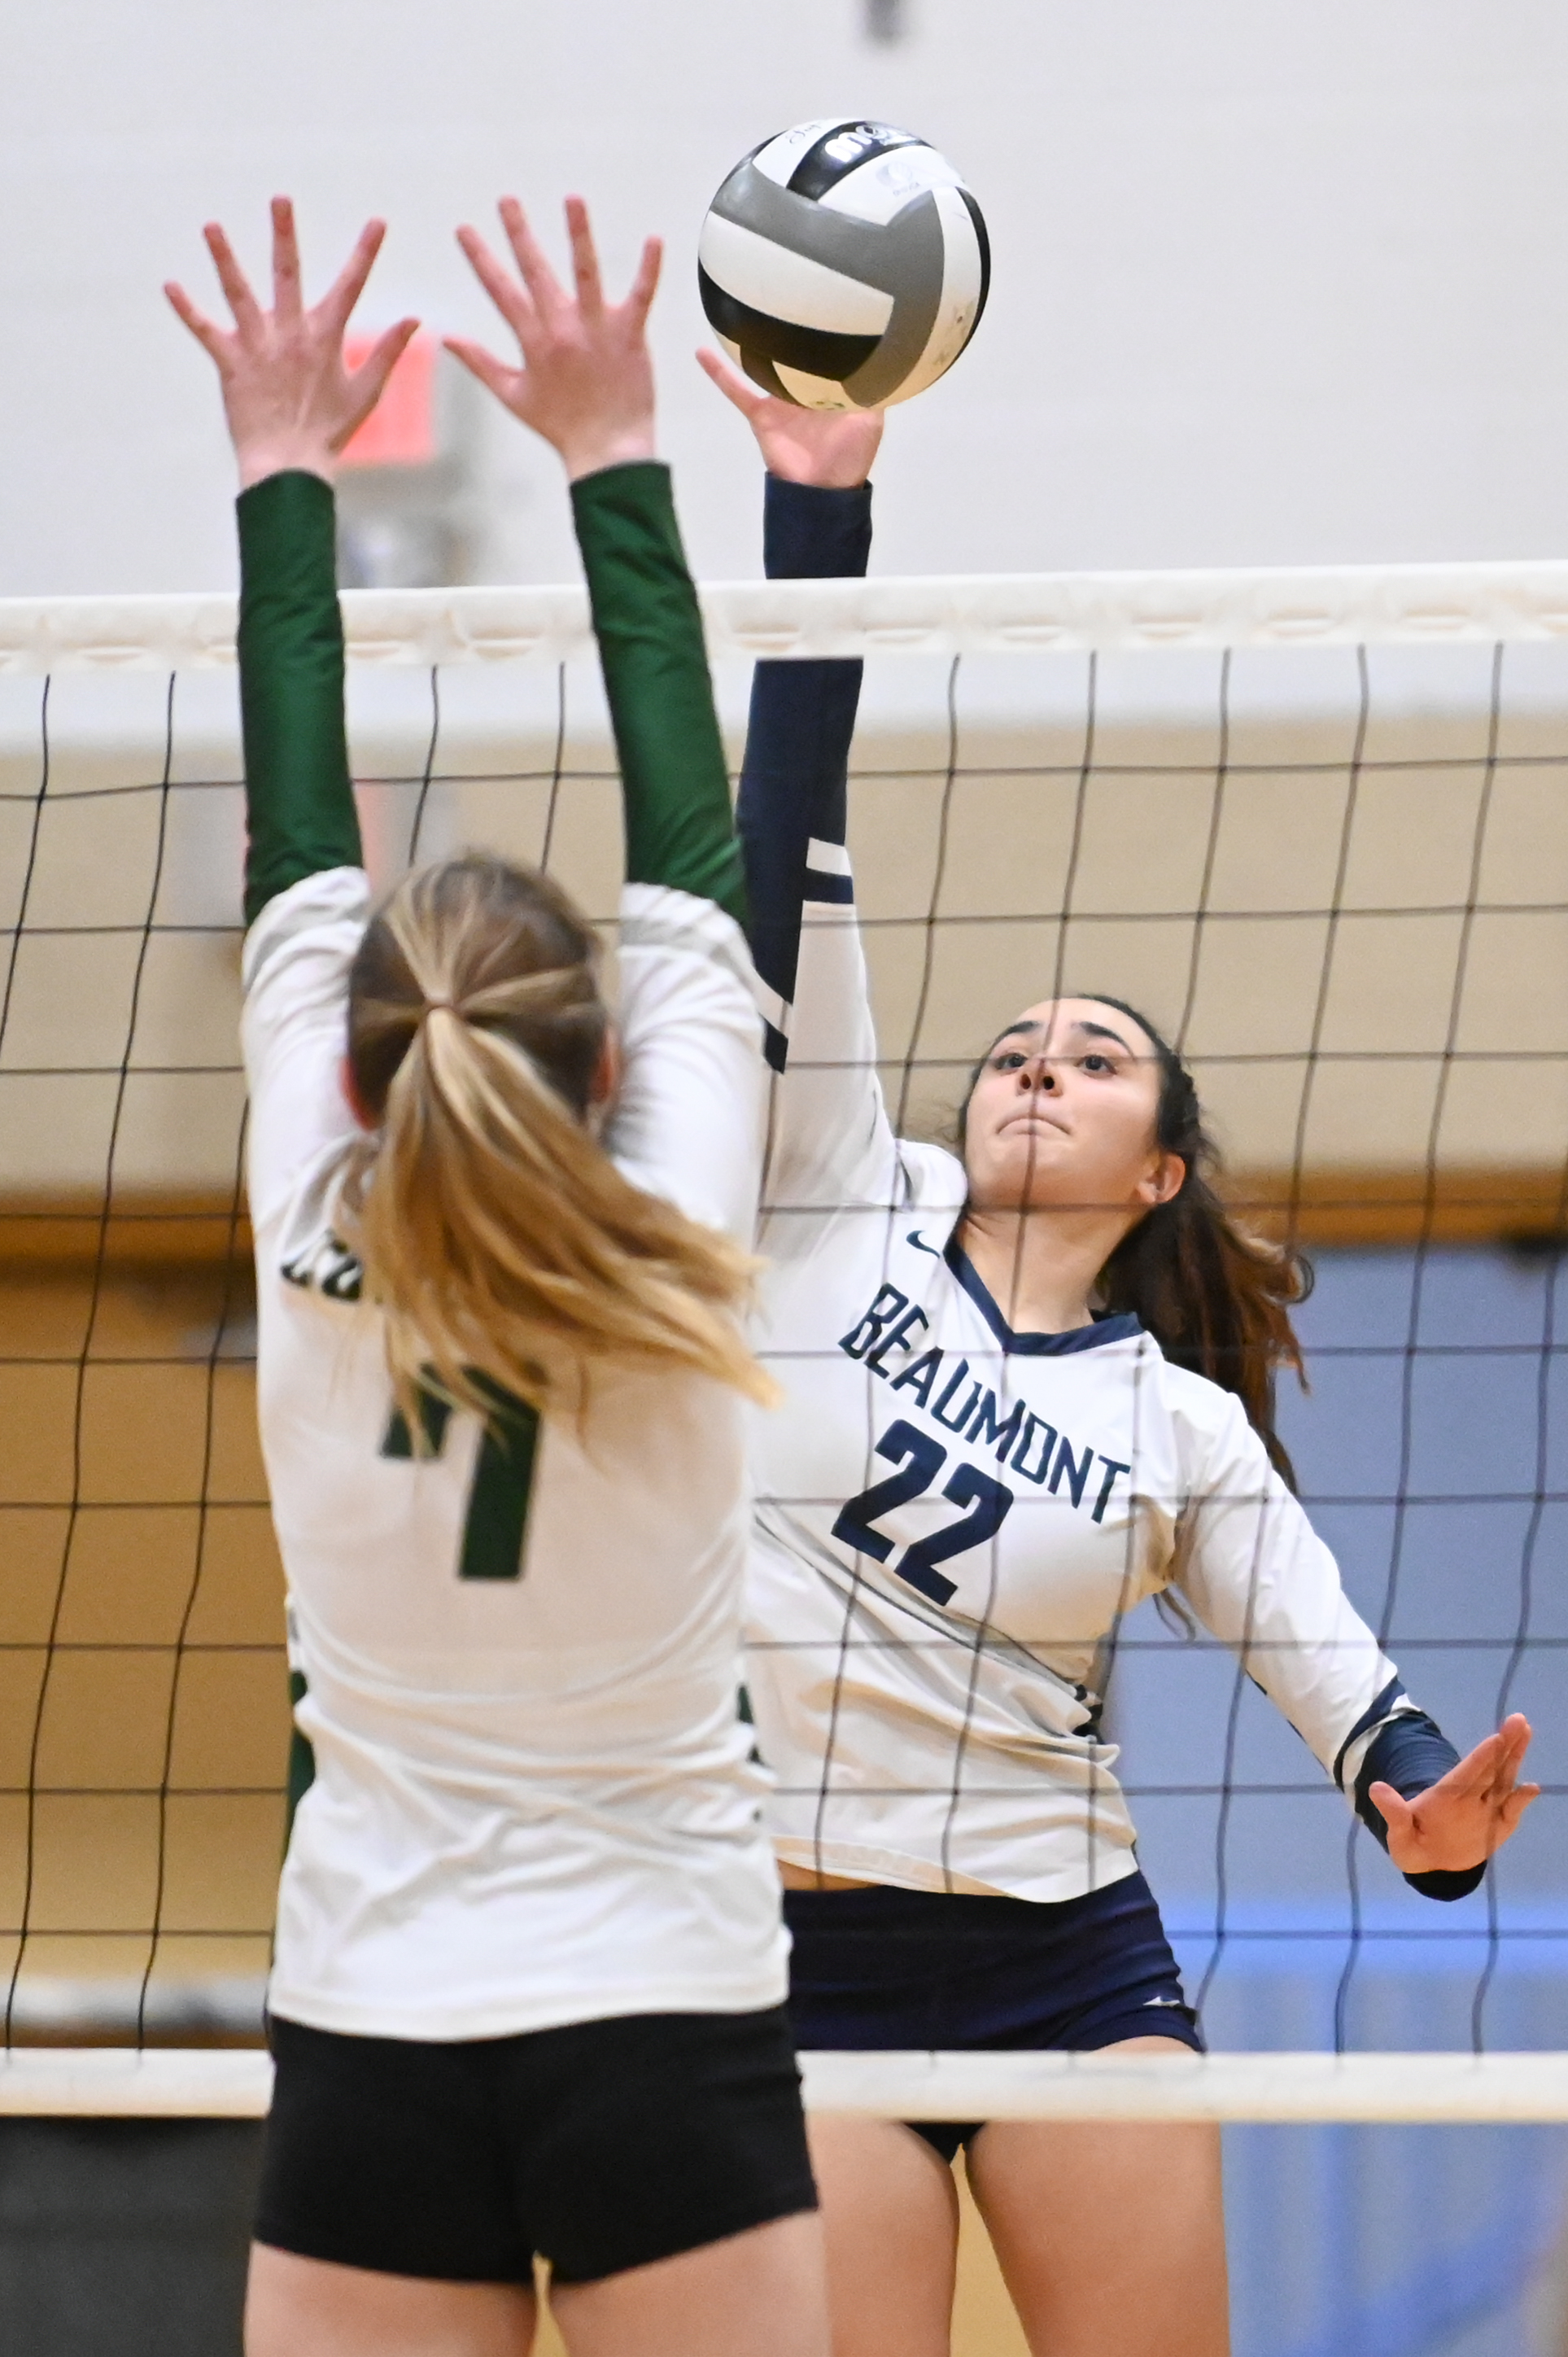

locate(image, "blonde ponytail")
[[338, 855, 772, 1432]]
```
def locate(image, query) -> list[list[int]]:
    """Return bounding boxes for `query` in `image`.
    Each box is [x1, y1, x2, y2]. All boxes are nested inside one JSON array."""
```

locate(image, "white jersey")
[[746, 850, 1419, 1904], [243, 865, 785, 2041]]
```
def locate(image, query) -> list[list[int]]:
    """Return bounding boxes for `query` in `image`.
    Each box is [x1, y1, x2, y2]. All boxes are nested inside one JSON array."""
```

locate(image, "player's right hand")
[[165, 197, 418, 491], [697, 347, 884, 491], [448, 197, 661, 484]]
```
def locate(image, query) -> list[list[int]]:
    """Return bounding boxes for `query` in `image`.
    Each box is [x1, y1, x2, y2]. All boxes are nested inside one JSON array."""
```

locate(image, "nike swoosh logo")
[[907, 1230, 942, 1256]]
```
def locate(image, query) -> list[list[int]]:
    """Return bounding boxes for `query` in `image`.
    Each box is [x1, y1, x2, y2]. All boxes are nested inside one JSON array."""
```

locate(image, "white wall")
[[4, 1, 1568, 597]]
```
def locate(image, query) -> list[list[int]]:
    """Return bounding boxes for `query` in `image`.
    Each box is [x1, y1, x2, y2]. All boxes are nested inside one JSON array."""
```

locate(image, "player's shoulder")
[[618, 881, 757, 995], [898, 1139, 967, 1211], [1147, 1353, 1268, 1477], [1146, 1349, 1235, 1418], [259, 1135, 361, 1279], [242, 865, 370, 995]]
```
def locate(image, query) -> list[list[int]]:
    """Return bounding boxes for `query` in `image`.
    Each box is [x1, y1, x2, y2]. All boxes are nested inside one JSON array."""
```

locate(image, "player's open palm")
[[166, 197, 418, 488], [1369, 1710, 1539, 1875], [450, 197, 661, 482], [697, 346, 884, 490]]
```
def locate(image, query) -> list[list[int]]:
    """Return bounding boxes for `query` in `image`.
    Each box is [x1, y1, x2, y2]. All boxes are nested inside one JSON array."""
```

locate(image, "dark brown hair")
[[960, 993, 1311, 1487]]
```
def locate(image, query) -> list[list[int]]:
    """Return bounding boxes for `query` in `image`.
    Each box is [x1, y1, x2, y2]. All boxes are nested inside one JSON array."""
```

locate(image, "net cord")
[[10, 559, 1568, 671], [5, 2049, 1568, 2124]]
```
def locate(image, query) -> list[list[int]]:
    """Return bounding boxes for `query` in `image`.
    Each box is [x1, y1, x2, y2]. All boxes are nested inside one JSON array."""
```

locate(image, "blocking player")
[[700, 348, 1539, 2357], [164, 199, 831, 2357]]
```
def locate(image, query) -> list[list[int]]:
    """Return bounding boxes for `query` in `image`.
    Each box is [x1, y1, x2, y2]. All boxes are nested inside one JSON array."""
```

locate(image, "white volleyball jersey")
[[746, 851, 1420, 1904], [242, 865, 785, 2040]]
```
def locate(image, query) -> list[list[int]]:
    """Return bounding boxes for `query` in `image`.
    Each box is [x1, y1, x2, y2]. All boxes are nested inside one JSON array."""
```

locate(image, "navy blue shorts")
[[784, 1869, 1200, 2163]]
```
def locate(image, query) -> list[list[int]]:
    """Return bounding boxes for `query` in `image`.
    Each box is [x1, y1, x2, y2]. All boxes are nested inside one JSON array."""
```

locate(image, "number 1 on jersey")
[[381, 1379, 540, 1581]]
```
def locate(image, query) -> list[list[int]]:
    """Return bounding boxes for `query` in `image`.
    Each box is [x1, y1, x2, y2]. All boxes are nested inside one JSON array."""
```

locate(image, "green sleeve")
[[237, 470, 362, 926], [569, 461, 746, 927]]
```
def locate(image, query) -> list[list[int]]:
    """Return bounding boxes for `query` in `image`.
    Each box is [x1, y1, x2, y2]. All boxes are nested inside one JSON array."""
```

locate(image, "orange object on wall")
[[339, 335, 439, 468]]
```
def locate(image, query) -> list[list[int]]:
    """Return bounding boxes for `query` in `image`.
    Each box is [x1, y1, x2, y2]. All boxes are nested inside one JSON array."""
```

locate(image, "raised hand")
[[166, 198, 419, 490], [697, 346, 884, 491], [448, 197, 660, 483], [1369, 1712, 1540, 1876]]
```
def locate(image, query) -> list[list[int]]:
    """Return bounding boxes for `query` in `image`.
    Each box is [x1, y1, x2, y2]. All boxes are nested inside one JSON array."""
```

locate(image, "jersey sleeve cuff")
[[569, 457, 679, 535], [237, 467, 338, 575], [763, 474, 873, 580]]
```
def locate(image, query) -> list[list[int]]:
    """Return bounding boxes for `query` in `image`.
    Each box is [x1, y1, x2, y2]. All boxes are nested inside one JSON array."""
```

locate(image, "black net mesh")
[[0, 623, 1563, 2057]]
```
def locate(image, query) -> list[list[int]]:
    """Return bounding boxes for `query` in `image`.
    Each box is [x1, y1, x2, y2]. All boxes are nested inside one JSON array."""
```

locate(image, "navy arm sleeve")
[[236, 470, 362, 927], [1345, 1681, 1486, 1901], [736, 474, 872, 1068]]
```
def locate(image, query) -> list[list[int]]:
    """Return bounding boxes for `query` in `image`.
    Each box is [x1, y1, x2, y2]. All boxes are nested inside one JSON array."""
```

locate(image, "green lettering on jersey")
[[380, 1375, 540, 1581]]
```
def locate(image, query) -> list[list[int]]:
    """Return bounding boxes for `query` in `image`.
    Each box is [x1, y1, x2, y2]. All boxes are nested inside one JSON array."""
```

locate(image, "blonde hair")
[[338, 854, 772, 1431]]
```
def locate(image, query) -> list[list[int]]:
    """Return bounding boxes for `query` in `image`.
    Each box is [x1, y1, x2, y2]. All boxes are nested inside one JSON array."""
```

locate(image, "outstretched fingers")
[[563, 196, 605, 321], [697, 345, 768, 418], [269, 196, 305, 322], [456, 223, 538, 348], [346, 317, 421, 423], [1502, 1779, 1542, 1830], [622, 233, 663, 332], [1457, 1714, 1532, 1802], [164, 281, 230, 365], [443, 335, 522, 406], [320, 217, 390, 339], [203, 222, 264, 338], [1496, 1712, 1533, 1777], [1372, 1706, 1540, 1865], [499, 197, 566, 317], [1443, 1732, 1505, 1801]]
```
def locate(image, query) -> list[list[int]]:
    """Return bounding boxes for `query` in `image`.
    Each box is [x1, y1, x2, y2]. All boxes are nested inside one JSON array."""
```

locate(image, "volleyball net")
[[1, 559, 1565, 2126]]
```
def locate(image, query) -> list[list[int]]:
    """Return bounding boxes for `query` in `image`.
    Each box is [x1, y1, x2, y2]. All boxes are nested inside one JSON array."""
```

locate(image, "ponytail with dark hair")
[[959, 994, 1311, 1487]]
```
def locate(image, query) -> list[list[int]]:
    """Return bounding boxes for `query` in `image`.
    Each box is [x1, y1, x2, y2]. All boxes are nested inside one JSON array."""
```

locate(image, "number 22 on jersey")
[[832, 1418, 1013, 1606]]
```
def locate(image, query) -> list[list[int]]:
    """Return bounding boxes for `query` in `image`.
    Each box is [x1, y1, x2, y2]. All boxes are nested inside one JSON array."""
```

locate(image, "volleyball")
[[697, 118, 989, 410]]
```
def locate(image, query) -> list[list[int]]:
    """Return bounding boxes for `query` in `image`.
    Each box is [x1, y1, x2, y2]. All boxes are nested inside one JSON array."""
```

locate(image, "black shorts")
[[256, 2005, 817, 2286], [785, 1868, 1201, 2164]]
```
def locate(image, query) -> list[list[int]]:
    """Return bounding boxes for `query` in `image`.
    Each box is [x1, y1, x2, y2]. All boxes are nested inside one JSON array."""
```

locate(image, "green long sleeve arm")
[[236, 470, 362, 927], [569, 462, 746, 927]]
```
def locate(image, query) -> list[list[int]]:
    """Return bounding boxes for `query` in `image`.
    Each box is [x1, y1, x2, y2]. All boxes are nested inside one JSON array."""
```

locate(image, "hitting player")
[[700, 347, 1539, 2357]]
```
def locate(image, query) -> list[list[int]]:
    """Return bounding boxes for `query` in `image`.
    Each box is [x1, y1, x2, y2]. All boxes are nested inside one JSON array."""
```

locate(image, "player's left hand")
[[448, 198, 660, 482], [1369, 1712, 1539, 1874], [697, 346, 884, 489]]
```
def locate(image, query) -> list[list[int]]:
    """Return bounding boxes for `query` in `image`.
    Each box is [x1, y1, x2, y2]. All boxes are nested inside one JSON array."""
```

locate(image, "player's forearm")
[[570, 461, 745, 925], [237, 470, 362, 926], [738, 477, 871, 1008]]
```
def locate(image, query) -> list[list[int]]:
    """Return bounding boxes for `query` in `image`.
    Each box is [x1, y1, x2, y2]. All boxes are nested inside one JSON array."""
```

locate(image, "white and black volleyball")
[[698, 120, 989, 410]]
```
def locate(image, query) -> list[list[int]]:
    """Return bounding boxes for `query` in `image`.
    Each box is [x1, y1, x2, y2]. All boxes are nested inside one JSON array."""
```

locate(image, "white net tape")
[[5, 2049, 1568, 2123], [5, 555, 1568, 675]]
